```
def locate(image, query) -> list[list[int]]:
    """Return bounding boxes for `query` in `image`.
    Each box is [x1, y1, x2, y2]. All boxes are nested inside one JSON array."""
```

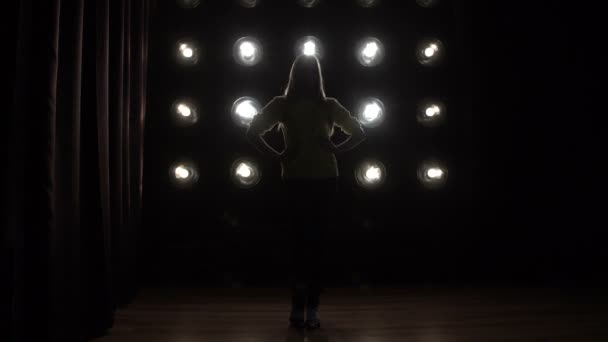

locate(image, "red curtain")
[[4, 0, 152, 340]]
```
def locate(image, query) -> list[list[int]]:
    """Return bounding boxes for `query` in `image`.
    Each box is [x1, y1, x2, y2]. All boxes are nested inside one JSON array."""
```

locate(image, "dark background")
[[140, 0, 606, 288]]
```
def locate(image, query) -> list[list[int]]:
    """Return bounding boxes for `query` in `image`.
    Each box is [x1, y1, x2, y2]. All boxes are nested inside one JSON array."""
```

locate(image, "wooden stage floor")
[[93, 285, 608, 342]]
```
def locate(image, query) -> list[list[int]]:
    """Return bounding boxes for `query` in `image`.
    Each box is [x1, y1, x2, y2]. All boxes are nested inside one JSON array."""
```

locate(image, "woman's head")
[[284, 55, 326, 101]]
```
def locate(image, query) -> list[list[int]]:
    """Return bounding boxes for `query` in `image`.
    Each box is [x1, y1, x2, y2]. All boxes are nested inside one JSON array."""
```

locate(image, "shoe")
[[289, 317, 306, 329], [304, 318, 321, 330]]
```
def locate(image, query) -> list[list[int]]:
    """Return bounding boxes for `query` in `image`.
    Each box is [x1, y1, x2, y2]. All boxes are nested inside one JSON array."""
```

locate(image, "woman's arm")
[[246, 129, 282, 158], [320, 128, 366, 154], [333, 129, 366, 153], [323, 98, 367, 153], [246, 96, 285, 159]]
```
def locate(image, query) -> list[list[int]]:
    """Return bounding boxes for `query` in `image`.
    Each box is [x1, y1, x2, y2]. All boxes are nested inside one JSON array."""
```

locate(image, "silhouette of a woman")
[[246, 55, 366, 330]]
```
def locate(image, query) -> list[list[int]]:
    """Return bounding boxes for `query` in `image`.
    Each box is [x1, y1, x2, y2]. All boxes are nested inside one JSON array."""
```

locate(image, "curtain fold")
[[6, 0, 151, 341]]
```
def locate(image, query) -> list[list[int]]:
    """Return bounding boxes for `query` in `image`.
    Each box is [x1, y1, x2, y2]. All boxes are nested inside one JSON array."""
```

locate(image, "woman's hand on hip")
[[318, 135, 338, 154]]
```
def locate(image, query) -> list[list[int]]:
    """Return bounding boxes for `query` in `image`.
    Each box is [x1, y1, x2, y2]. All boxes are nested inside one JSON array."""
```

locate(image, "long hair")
[[283, 55, 327, 102]]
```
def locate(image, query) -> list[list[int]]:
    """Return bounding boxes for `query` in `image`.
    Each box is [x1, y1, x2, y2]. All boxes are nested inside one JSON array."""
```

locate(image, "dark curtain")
[[4, 0, 152, 341]]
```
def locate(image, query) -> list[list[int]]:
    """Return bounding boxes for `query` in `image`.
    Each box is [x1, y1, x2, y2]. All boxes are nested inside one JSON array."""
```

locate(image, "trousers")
[[283, 177, 337, 306]]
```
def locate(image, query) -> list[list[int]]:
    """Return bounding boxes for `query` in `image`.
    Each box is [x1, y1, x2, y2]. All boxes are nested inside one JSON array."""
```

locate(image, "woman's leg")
[[285, 180, 309, 323], [285, 178, 337, 325], [305, 178, 337, 323]]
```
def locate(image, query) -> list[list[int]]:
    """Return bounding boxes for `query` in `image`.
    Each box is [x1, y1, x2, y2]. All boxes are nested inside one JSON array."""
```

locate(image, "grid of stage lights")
[[171, 0, 449, 191]]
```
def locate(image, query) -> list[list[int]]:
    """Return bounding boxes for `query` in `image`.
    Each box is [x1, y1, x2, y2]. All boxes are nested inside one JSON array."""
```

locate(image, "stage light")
[[175, 166, 190, 179], [239, 0, 259, 7], [417, 39, 444, 66], [298, 0, 320, 8], [295, 36, 323, 58], [356, 37, 384, 67], [233, 37, 263, 66], [426, 167, 444, 179], [176, 40, 200, 65], [355, 159, 386, 189], [177, 104, 191, 117], [425, 105, 439, 117], [170, 162, 199, 186], [176, 0, 200, 9], [171, 99, 199, 126], [417, 99, 445, 127], [231, 158, 262, 188], [231, 97, 261, 127], [303, 41, 316, 55], [417, 160, 448, 189], [416, 0, 439, 8], [357, 98, 385, 128], [357, 0, 380, 7]]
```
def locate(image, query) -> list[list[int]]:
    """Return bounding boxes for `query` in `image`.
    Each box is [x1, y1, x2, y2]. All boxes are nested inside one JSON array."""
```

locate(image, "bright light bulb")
[[365, 166, 382, 182], [362, 42, 379, 59], [424, 47, 435, 57], [240, 41, 256, 59], [426, 167, 444, 179], [363, 102, 382, 122], [303, 41, 316, 56], [425, 105, 440, 117], [182, 47, 194, 58], [236, 163, 253, 179], [236, 101, 258, 119], [175, 166, 190, 179], [177, 104, 192, 117]]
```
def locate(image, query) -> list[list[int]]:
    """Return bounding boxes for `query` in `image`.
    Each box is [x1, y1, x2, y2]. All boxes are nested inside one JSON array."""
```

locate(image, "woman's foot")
[[289, 317, 306, 329], [305, 303, 321, 330], [304, 318, 321, 330]]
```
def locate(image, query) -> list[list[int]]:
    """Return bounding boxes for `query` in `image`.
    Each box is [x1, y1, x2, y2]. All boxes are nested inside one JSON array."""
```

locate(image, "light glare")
[[175, 166, 190, 179], [355, 160, 386, 189], [236, 101, 257, 119], [231, 158, 261, 188], [425, 105, 440, 117], [426, 167, 444, 179], [363, 42, 379, 58], [365, 166, 382, 182], [177, 104, 192, 117], [240, 41, 256, 59], [236, 163, 253, 178], [303, 41, 316, 56], [182, 47, 193, 58], [234, 37, 263, 66], [363, 103, 381, 122]]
